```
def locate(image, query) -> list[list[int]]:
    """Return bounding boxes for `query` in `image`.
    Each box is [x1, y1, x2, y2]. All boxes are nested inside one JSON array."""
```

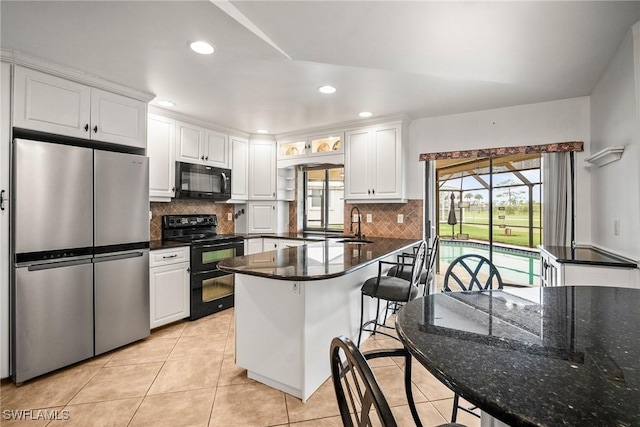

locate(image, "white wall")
[[589, 24, 640, 260], [408, 97, 592, 243]]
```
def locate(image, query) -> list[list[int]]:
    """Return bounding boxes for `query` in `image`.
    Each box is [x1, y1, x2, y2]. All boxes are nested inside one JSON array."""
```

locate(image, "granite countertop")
[[541, 245, 637, 268], [236, 232, 354, 241], [218, 238, 421, 281], [149, 240, 191, 250], [396, 286, 640, 426]]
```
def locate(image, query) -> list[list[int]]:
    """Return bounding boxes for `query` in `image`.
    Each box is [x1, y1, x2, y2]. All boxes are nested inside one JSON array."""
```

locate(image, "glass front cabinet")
[[278, 133, 344, 166]]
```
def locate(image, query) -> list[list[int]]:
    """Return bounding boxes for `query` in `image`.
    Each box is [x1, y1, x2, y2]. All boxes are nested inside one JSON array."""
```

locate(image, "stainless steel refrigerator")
[[12, 139, 150, 383]]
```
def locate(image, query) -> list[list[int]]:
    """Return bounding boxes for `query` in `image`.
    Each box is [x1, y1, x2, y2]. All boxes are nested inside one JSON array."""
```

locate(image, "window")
[[304, 167, 344, 231]]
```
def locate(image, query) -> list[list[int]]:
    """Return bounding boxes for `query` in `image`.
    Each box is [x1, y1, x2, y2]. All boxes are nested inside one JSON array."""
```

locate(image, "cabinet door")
[[263, 238, 280, 252], [176, 121, 204, 164], [203, 129, 229, 168], [247, 201, 277, 233], [249, 139, 276, 200], [13, 66, 91, 139], [231, 136, 249, 200], [148, 114, 176, 201], [90, 88, 146, 148], [371, 124, 402, 199], [246, 238, 264, 255], [278, 140, 307, 159], [150, 262, 190, 328], [344, 129, 371, 199], [309, 134, 342, 155]]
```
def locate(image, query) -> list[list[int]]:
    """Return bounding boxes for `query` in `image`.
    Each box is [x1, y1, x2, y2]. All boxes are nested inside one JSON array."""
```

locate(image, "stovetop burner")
[[161, 214, 242, 244]]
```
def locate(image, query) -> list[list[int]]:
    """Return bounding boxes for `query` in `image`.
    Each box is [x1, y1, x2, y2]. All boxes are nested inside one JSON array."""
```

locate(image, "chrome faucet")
[[349, 206, 362, 240]]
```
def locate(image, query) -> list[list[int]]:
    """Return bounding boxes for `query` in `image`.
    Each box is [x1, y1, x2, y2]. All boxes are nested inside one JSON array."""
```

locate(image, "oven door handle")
[[197, 242, 243, 251]]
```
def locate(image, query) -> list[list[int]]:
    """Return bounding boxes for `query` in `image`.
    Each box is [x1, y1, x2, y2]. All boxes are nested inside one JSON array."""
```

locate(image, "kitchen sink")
[[338, 239, 374, 244]]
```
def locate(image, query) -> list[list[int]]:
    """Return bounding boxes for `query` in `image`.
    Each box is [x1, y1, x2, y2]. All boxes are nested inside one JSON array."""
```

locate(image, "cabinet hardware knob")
[[84, 124, 89, 132], [172, 187, 175, 192], [201, 155, 205, 160], [205, 156, 208, 160], [93, 126, 98, 133], [0, 189, 5, 211], [372, 189, 375, 195], [187, 268, 190, 273], [367, 189, 371, 195]]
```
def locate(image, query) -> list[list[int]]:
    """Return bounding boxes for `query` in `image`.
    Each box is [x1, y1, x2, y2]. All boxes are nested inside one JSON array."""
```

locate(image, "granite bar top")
[[541, 245, 637, 268], [396, 286, 640, 427], [218, 238, 421, 281]]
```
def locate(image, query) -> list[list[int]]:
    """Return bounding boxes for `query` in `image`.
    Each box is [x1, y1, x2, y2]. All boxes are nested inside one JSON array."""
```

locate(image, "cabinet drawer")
[[150, 246, 190, 267]]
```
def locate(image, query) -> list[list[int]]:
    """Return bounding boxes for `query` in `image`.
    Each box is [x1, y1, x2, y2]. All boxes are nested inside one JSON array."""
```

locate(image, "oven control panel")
[[163, 214, 218, 229]]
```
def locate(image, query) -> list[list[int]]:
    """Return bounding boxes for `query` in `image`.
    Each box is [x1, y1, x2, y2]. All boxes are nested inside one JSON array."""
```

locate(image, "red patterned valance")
[[419, 141, 583, 161]]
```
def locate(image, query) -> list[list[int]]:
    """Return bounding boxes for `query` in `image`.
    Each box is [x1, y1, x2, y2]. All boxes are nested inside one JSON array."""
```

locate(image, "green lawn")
[[439, 223, 541, 248]]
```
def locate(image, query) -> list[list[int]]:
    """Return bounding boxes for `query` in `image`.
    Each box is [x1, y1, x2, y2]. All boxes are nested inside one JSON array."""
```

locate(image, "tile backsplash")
[[343, 200, 423, 239], [150, 200, 235, 241]]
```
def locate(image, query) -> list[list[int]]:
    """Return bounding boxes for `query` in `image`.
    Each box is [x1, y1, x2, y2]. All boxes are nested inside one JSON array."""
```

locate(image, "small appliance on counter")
[[162, 214, 244, 319], [175, 162, 231, 201]]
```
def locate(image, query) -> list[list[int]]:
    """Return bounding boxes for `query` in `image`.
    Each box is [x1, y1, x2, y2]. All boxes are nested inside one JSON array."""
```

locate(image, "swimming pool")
[[439, 240, 540, 286]]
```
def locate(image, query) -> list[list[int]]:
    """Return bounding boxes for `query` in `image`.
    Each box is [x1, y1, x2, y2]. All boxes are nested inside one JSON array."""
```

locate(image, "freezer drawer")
[[14, 139, 93, 254], [94, 150, 149, 247], [14, 259, 94, 383], [94, 250, 150, 355]]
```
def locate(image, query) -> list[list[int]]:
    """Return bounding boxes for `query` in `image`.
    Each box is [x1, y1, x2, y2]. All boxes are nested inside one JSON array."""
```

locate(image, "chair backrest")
[[443, 254, 503, 292], [330, 336, 397, 427], [426, 236, 440, 274], [408, 240, 427, 287]]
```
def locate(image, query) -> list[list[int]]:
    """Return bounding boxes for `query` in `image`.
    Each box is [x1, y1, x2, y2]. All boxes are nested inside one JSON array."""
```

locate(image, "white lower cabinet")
[[539, 246, 638, 288], [150, 247, 190, 328], [245, 238, 264, 255], [263, 238, 280, 251]]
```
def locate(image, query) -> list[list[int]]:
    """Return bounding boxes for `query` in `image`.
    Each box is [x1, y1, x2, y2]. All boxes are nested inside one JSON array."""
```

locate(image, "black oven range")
[[162, 214, 244, 320]]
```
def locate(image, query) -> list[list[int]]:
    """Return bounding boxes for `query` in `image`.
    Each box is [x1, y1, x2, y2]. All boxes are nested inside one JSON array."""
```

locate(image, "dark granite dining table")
[[396, 286, 640, 427]]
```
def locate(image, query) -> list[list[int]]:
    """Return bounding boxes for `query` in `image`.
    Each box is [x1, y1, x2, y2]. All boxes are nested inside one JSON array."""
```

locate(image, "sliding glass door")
[[435, 154, 542, 286]]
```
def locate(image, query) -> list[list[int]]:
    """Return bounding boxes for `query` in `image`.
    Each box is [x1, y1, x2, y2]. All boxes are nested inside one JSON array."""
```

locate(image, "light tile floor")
[[1, 308, 481, 427]]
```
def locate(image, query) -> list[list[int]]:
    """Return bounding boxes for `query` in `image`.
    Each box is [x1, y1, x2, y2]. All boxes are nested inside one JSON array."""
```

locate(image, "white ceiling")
[[2, 1, 639, 136]]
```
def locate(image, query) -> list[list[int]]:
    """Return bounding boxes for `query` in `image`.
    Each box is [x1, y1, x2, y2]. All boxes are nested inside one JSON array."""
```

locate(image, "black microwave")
[[175, 162, 232, 201]]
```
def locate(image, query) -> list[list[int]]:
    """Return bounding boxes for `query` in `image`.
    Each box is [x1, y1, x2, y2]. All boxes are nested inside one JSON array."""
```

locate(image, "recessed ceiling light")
[[359, 111, 373, 118], [318, 85, 336, 94], [256, 129, 269, 134], [157, 100, 175, 107], [190, 41, 215, 55]]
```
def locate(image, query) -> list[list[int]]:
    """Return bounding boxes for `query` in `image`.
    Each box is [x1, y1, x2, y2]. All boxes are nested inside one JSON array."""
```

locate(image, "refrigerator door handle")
[[93, 251, 145, 263], [26, 257, 93, 271]]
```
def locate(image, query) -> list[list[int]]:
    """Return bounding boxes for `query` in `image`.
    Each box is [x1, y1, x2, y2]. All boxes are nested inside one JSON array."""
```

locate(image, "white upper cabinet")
[[90, 88, 146, 148], [175, 121, 229, 168], [148, 114, 176, 201], [345, 122, 404, 202], [203, 129, 229, 168], [13, 66, 146, 148], [175, 121, 204, 163], [249, 138, 277, 200], [231, 136, 249, 200]]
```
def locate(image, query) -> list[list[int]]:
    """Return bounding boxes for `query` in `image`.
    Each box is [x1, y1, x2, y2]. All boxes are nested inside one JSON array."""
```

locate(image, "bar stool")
[[357, 240, 426, 346]]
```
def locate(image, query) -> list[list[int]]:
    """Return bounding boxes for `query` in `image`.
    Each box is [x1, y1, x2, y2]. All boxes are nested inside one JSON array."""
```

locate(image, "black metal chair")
[[387, 236, 440, 296], [443, 253, 503, 292], [357, 240, 427, 346], [443, 253, 503, 422], [330, 336, 466, 427]]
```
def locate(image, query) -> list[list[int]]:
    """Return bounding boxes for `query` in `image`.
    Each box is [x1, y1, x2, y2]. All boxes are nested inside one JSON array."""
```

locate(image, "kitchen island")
[[218, 237, 421, 401]]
